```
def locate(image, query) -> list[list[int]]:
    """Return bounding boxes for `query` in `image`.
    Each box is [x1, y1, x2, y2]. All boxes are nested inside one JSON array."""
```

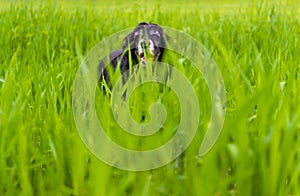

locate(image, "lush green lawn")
[[0, 0, 299, 195]]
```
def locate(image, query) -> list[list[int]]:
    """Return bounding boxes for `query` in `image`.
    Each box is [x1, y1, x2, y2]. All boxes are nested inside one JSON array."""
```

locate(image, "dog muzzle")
[[137, 39, 157, 67]]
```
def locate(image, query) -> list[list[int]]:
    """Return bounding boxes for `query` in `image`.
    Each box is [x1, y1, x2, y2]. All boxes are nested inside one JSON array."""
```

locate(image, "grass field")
[[0, 0, 300, 195]]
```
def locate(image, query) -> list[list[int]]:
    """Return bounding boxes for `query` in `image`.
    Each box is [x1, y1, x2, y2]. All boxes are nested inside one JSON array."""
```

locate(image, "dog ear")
[[157, 28, 169, 48], [162, 32, 170, 45], [122, 32, 135, 51]]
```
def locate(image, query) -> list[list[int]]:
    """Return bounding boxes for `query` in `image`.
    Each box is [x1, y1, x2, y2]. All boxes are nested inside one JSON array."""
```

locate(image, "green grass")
[[0, 0, 300, 195]]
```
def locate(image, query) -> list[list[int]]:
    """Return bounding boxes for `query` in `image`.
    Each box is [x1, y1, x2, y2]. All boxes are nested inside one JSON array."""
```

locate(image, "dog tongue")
[[141, 56, 146, 67]]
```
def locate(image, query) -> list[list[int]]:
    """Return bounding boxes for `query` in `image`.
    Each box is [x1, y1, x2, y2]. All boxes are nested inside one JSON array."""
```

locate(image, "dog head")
[[122, 22, 167, 66]]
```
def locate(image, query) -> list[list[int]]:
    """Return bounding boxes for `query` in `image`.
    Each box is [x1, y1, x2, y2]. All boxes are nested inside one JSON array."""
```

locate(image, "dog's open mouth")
[[139, 52, 146, 66], [136, 39, 158, 67], [137, 50, 157, 67]]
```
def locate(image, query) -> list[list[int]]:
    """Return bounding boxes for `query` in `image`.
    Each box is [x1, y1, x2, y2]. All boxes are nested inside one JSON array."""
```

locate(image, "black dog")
[[99, 22, 168, 88]]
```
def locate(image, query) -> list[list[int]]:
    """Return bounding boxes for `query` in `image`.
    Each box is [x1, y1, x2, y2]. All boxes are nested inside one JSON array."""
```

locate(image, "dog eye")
[[149, 30, 161, 37], [151, 34, 160, 38], [134, 30, 143, 40]]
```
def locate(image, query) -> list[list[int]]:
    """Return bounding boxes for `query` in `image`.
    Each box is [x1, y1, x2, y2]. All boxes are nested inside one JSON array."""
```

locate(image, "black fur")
[[99, 22, 168, 87]]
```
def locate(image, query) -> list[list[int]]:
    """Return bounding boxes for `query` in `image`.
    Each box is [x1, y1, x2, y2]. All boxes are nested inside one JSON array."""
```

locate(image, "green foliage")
[[0, 0, 299, 195]]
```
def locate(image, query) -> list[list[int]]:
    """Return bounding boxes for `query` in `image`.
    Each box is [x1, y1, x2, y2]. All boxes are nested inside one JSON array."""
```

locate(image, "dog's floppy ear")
[[122, 31, 135, 51], [162, 32, 169, 47], [156, 24, 169, 48]]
